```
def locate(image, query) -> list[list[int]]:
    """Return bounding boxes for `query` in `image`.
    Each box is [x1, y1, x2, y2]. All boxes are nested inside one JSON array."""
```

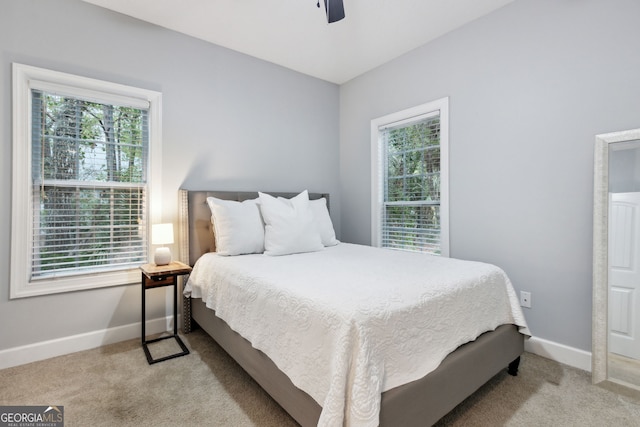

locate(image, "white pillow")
[[258, 191, 323, 256], [309, 198, 339, 246], [206, 197, 265, 256]]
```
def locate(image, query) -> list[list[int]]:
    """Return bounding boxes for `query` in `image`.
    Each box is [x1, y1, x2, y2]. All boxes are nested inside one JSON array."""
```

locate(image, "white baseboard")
[[525, 335, 592, 372], [1, 326, 594, 374], [0, 317, 172, 370]]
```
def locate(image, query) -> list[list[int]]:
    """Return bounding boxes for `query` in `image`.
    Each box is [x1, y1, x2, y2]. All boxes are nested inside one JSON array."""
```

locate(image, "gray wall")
[[339, 0, 640, 351], [610, 142, 640, 193], [0, 0, 339, 351]]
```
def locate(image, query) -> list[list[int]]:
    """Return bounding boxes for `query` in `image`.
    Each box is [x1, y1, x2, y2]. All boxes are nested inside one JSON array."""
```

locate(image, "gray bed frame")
[[178, 190, 524, 427]]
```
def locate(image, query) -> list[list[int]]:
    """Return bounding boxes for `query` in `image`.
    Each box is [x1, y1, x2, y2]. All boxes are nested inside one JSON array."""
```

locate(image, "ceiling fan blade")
[[323, 0, 345, 23]]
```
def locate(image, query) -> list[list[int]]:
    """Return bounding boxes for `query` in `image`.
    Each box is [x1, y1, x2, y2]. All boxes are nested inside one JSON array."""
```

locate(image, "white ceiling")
[[82, 0, 513, 84]]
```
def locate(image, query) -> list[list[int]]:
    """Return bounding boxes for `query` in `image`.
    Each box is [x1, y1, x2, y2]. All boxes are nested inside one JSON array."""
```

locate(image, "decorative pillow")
[[206, 197, 265, 256], [309, 198, 339, 247], [258, 190, 323, 256]]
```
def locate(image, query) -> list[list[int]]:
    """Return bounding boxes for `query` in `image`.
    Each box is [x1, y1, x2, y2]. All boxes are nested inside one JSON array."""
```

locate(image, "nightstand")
[[140, 261, 192, 364]]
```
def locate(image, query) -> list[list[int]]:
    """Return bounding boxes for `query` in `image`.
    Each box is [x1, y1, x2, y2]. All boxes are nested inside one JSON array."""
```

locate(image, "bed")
[[178, 189, 529, 427]]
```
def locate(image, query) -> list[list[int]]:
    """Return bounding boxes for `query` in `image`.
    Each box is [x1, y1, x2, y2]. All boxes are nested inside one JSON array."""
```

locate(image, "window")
[[11, 64, 162, 298], [371, 98, 449, 256]]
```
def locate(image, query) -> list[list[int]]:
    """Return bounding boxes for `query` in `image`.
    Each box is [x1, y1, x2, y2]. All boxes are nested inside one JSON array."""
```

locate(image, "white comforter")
[[184, 243, 529, 427]]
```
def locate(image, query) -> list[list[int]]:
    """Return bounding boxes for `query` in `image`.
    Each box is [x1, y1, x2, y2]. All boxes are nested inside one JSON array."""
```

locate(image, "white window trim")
[[370, 97, 449, 256], [11, 63, 163, 298]]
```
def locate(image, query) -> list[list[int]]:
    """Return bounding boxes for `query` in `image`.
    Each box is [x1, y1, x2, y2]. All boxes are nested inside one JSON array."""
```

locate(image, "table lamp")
[[152, 223, 174, 265]]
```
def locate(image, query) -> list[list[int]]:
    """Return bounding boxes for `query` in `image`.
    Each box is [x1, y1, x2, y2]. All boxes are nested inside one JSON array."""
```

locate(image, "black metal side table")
[[140, 261, 192, 364]]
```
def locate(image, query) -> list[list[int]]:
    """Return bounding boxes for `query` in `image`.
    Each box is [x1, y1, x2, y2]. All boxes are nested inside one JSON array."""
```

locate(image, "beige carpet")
[[2, 329, 640, 426]]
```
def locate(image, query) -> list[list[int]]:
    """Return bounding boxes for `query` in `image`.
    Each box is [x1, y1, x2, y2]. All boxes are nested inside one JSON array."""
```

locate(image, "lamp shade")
[[152, 223, 174, 245]]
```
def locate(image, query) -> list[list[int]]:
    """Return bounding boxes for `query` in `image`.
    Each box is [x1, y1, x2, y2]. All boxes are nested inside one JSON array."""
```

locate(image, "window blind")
[[381, 112, 442, 254], [31, 89, 149, 279]]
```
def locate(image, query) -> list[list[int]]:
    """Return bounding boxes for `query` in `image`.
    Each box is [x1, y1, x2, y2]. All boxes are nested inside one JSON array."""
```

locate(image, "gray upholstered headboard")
[[178, 190, 330, 266]]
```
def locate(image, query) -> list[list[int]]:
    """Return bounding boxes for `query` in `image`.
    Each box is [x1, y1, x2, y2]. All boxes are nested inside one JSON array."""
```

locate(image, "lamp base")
[[154, 247, 172, 266]]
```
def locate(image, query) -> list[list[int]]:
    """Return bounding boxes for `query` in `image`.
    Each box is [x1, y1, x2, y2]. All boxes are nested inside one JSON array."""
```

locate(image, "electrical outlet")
[[520, 291, 532, 308]]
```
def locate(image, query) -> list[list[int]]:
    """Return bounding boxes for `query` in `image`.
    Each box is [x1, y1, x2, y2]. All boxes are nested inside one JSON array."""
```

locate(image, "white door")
[[609, 192, 640, 359]]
